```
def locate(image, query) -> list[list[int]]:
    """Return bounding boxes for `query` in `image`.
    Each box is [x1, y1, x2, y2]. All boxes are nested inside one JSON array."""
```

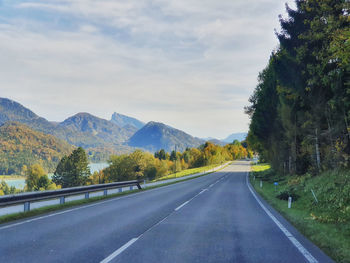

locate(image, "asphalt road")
[[0, 161, 333, 263]]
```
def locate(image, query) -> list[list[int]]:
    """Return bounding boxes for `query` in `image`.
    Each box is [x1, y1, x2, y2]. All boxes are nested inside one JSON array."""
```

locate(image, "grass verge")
[[250, 164, 350, 263], [0, 163, 230, 225], [153, 163, 226, 182]]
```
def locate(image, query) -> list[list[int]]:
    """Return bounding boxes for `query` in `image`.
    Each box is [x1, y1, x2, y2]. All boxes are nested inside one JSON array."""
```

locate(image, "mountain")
[[60, 112, 132, 146], [0, 98, 67, 135], [110, 112, 145, 130], [0, 122, 74, 174], [222, 132, 247, 143], [128, 121, 204, 152], [0, 98, 135, 155]]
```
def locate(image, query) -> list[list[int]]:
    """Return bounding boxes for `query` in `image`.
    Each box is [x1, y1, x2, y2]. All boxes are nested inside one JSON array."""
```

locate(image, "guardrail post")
[[119, 188, 122, 193], [104, 189, 107, 196], [24, 202, 30, 212], [129, 186, 133, 191], [85, 193, 89, 199], [60, 197, 65, 204]]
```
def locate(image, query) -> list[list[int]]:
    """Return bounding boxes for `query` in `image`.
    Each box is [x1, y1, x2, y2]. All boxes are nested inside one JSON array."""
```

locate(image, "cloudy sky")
[[0, 0, 295, 139]]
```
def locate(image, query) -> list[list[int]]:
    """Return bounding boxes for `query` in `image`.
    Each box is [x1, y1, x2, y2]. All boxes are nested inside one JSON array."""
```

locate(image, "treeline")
[[0, 141, 250, 195], [55, 141, 250, 188], [246, 0, 349, 175], [101, 141, 250, 183]]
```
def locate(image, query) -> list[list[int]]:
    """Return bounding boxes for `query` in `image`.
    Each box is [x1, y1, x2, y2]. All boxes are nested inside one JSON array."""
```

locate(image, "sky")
[[0, 0, 295, 139]]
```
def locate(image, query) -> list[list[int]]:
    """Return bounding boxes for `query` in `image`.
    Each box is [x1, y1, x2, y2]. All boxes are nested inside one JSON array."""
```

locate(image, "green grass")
[[250, 164, 350, 263], [153, 163, 226, 182], [0, 163, 230, 225]]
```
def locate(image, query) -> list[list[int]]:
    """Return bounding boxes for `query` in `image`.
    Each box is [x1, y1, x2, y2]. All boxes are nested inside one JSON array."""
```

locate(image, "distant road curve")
[[0, 161, 333, 263]]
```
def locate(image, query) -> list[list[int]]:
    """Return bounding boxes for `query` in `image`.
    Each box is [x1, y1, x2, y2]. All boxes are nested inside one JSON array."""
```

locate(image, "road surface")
[[0, 161, 333, 262]]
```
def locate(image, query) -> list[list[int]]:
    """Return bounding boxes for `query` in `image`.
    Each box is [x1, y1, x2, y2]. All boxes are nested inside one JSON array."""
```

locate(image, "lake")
[[1, 163, 109, 190]]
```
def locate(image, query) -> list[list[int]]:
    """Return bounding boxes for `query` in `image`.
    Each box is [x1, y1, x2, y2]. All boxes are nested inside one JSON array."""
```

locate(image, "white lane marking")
[[209, 184, 214, 188], [198, 189, 207, 195], [100, 171, 228, 262], [0, 171, 223, 231], [100, 238, 138, 263], [246, 172, 318, 263], [175, 201, 190, 211]]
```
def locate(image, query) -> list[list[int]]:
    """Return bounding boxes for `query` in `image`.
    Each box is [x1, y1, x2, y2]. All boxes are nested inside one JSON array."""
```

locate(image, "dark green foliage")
[[247, 0, 350, 174], [276, 189, 300, 201], [53, 147, 91, 188], [154, 149, 167, 160]]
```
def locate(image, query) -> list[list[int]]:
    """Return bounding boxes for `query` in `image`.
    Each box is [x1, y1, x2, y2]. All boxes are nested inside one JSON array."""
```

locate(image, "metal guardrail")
[[0, 180, 142, 212]]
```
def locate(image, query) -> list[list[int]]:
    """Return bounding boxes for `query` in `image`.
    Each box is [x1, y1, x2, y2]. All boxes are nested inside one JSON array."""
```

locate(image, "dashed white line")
[[175, 201, 190, 211], [0, 172, 219, 231], [100, 237, 139, 263], [246, 172, 318, 263]]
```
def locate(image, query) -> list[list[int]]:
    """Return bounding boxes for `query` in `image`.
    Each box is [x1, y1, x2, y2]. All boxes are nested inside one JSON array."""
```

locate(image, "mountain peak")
[[0, 97, 39, 124], [110, 112, 144, 130], [128, 121, 203, 152]]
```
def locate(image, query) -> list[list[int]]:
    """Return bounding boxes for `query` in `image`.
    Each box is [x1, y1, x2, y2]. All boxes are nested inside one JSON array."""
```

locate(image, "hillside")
[[0, 98, 135, 155], [222, 132, 247, 143], [128, 121, 204, 152], [0, 122, 74, 174], [0, 97, 211, 158], [60, 112, 132, 145], [110, 112, 145, 130]]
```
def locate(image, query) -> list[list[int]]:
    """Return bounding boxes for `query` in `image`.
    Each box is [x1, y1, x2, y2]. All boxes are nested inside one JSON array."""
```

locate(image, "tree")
[[0, 181, 16, 195], [25, 164, 58, 191], [52, 147, 91, 188], [246, 0, 350, 174]]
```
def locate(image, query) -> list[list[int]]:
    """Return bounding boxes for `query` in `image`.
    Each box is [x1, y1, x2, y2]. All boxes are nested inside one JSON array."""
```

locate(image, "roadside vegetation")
[[245, 2, 349, 262], [0, 140, 250, 195], [153, 163, 226, 182], [250, 164, 350, 263], [246, 1, 349, 175], [0, 164, 228, 224]]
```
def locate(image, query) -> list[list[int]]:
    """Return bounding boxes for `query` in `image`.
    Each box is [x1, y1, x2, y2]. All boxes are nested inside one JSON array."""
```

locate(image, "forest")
[[246, 0, 349, 175]]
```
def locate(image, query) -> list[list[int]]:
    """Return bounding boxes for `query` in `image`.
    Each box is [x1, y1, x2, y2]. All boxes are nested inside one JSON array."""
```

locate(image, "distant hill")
[[0, 98, 135, 155], [60, 112, 133, 145], [0, 98, 69, 136], [0, 122, 74, 175], [110, 112, 145, 130], [0, 97, 216, 161], [128, 121, 204, 152], [222, 132, 247, 143], [206, 139, 227, 146]]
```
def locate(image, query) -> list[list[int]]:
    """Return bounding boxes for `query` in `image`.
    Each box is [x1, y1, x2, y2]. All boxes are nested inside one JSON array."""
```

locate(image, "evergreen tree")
[[53, 147, 91, 187]]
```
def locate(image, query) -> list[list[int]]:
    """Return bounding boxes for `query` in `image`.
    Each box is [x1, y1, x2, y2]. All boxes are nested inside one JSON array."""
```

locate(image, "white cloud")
[[0, 0, 295, 138]]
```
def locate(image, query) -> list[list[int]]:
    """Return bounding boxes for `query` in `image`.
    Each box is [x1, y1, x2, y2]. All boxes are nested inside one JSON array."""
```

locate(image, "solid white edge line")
[[175, 200, 190, 211], [100, 237, 139, 263], [245, 172, 318, 263]]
